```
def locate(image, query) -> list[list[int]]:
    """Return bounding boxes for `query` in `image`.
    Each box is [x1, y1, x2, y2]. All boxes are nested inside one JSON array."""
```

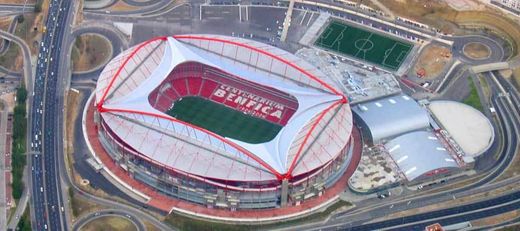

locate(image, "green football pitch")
[[167, 96, 282, 144], [315, 21, 413, 71]]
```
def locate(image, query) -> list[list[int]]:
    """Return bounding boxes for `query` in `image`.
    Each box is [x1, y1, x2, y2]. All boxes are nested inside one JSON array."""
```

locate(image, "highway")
[[28, 0, 517, 230], [29, 0, 74, 230], [308, 85, 520, 230]]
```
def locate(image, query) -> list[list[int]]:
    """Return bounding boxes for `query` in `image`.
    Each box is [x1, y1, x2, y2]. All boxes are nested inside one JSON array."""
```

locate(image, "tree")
[[16, 87, 27, 104]]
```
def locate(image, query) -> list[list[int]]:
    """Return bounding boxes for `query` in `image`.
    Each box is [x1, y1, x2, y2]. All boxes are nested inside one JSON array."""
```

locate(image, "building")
[[352, 94, 430, 144], [384, 131, 461, 184], [93, 35, 356, 210], [490, 0, 520, 15]]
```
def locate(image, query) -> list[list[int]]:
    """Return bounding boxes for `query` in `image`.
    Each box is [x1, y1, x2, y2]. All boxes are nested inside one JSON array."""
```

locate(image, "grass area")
[[315, 21, 413, 71], [69, 187, 107, 218], [0, 43, 22, 71], [512, 68, 520, 91], [16, 206, 31, 231], [497, 224, 520, 231], [72, 34, 112, 72], [454, 11, 520, 58], [164, 200, 352, 231], [80, 216, 137, 231], [167, 96, 282, 144], [471, 210, 519, 227], [463, 42, 491, 59], [143, 221, 161, 231], [369, 1, 520, 57], [11, 86, 27, 200], [463, 77, 483, 112]]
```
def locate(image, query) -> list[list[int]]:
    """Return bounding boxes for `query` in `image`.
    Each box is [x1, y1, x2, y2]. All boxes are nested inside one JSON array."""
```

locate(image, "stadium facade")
[[93, 34, 354, 209]]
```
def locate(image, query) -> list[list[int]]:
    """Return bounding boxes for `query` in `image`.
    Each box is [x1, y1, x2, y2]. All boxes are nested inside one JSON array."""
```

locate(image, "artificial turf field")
[[315, 21, 413, 71], [167, 96, 282, 144]]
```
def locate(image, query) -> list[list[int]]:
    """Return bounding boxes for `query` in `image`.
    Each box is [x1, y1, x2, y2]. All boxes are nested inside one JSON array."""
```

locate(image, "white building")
[[491, 0, 520, 14]]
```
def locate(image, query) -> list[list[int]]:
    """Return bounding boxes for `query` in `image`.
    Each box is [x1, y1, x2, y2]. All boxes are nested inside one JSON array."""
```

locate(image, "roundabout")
[[463, 42, 492, 60]]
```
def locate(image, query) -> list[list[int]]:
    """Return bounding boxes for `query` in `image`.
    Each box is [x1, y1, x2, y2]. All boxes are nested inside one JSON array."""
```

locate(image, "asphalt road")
[[72, 210, 145, 231], [29, 0, 74, 230], [0, 4, 35, 14], [57, 1, 520, 230], [0, 15, 19, 55]]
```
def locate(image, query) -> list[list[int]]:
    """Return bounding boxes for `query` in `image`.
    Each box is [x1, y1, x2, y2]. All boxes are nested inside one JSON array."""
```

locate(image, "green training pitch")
[[315, 21, 413, 71], [167, 96, 282, 144]]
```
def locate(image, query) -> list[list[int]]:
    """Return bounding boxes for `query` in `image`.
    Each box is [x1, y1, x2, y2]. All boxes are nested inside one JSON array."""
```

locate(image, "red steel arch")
[[97, 35, 350, 180]]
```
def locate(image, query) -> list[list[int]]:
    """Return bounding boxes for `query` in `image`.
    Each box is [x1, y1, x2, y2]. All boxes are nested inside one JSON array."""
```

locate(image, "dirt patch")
[[0, 92, 16, 112], [512, 68, 520, 91], [107, 1, 140, 11], [0, 43, 22, 72], [366, 0, 461, 34], [72, 34, 112, 72], [65, 90, 80, 164], [463, 42, 491, 60], [444, 0, 485, 11], [376, 1, 520, 48], [454, 11, 520, 57], [471, 210, 519, 227], [413, 44, 451, 79], [0, 16, 13, 31], [14, 0, 51, 55]]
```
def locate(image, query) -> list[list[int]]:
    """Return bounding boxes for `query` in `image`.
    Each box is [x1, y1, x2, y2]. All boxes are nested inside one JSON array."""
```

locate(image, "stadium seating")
[[148, 62, 299, 126]]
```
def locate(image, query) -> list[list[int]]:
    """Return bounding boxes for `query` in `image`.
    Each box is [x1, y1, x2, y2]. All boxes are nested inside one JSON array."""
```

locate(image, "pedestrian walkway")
[[0, 108, 11, 231], [299, 12, 330, 46]]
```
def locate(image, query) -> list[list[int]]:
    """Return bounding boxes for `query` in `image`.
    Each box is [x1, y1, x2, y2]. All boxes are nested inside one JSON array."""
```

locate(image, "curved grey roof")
[[353, 94, 429, 143], [385, 131, 460, 181]]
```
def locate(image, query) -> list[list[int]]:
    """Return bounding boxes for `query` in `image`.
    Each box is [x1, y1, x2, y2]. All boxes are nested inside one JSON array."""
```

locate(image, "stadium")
[[92, 34, 356, 210]]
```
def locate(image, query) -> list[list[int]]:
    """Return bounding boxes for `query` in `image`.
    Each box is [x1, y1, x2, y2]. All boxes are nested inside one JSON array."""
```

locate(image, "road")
[[84, 0, 175, 16], [0, 15, 19, 55], [0, 4, 35, 14], [41, 1, 520, 230], [29, 0, 74, 230], [72, 210, 145, 231], [0, 103, 8, 231]]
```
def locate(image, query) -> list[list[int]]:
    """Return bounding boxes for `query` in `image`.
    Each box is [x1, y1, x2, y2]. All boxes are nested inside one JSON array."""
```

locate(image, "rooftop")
[[428, 101, 494, 157], [352, 94, 430, 143], [95, 35, 352, 181], [385, 131, 460, 181]]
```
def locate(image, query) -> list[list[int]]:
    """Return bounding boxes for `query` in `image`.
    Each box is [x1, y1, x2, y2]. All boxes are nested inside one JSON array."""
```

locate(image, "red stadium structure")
[[90, 34, 356, 211]]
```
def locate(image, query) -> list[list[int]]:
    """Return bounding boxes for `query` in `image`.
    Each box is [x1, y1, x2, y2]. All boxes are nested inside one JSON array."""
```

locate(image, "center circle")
[[462, 42, 491, 60], [355, 39, 374, 51]]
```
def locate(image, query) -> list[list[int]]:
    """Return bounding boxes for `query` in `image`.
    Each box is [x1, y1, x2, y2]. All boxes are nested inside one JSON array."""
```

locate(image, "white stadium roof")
[[95, 35, 352, 181]]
